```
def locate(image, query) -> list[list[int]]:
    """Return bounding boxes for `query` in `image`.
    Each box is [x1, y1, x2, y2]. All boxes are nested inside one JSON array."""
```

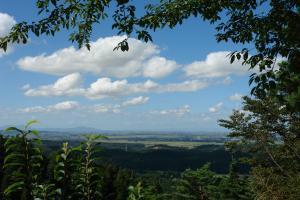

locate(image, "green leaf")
[[4, 181, 25, 195], [3, 162, 24, 169], [4, 153, 24, 164], [25, 120, 39, 130], [50, 0, 57, 7], [29, 129, 39, 136], [243, 51, 248, 61], [5, 143, 19, 153], [5, 127, 23, 133], [230, 55, 235, 64]]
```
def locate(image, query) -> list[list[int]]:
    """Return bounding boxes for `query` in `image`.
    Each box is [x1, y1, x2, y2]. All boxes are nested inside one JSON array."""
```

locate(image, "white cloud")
[[90, 96, 150, 114], [151, 105, 190, 117], [123, 96, 149, 106], [93, 104, 121, 114], [85, 78, 138, 99], [184, 51, 249, 78], [24, 73, 84, 97], [85, 78, 206, 99], [0, 13, 16, 37], [0, 12, 16, 57], [21, 84, 31, 90], [24, 73, 208, 99], [17, 36, 178, 78], [19, 98, 149, 115], [143, 56, 179, 78], [19, 101, 79, 113], [208, 102, 223, 113], [92, 96, 149, 114], [158, 80, 206, 92], [229, 93, 243, 101], [49, 101, 79, 111]]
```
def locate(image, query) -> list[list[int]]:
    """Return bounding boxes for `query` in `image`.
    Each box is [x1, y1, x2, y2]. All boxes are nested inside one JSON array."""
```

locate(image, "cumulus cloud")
[[208, 102, 223, 113], [0, 13, 16, 37], [123, 96, 149, 106], [24, 73, 84, 97], [158, 80, 206, 92], [143, 56, 179, 78], [19, 97, 150, 115], [229, 93, 243, 101], [17, 36, 178, 78], [93, 104, 121, 114], [151, 105, 190, 117], [184, 51, 249, 78], [92, 96, 149, 114], [24, 73, 208, 99], [0, 12, 16, 57], [50, 101, 79, 110], [19, 101, 80, 113]]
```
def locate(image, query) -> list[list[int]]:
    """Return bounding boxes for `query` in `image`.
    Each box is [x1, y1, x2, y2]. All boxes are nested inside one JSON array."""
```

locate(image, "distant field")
[[1, 129, 227, 149], [99, 139, 222, 148]]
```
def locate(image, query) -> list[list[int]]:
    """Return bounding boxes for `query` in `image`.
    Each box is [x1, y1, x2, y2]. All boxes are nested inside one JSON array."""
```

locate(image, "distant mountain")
[[1, 125, 228, 136], [41, 126, 102, 134]]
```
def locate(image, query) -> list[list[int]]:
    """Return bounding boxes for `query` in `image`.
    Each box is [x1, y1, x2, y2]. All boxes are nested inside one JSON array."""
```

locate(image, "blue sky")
[[0, 1, 253, 131]]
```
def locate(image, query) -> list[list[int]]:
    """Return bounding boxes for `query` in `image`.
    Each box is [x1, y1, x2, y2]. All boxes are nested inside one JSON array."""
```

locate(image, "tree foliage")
[[0, 1, 299, 198], [219, 86, 300, 199], [127, 182, 144, 200], [0, 122, 119, 200], [0, 121, 256, 200], [218, 159, 253, 200], [54, 142, 80, 199], [3, 120, 43, 200], [172, 163, 219, 200]]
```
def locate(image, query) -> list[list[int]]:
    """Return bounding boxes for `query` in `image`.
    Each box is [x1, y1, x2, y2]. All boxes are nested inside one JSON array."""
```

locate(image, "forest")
[[0, 0, 299, 199], [0, 89, 299, 199], [0, 122, 253, 200]]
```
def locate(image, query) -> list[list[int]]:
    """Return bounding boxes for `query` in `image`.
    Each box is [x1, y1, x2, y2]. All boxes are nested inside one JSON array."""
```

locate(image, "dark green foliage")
[[32, 183, 57, 200], [40, 141, 246, 174], [0, 124, 256, 200], [0, 135, 6, 199], [99, 145, 234, 173], [0, 123, 116, 200], [172, 163, 220, 200], [127, 182, 144, 200], [129, 163, 253, 200], [0, 122, 255, 200], [75, 135, 104, 200], [218, 160, 253, 200], [2, 119, 298, 199], [54, 142, 80, 199], [133, 173, 167, 200], [3, 120, 43, 200], [52, 135, 106, 200], [0, 1, 299, 198], [260, 61, 300, 111], [219, 87, 300, 199], [100, 164, 134, 200]]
